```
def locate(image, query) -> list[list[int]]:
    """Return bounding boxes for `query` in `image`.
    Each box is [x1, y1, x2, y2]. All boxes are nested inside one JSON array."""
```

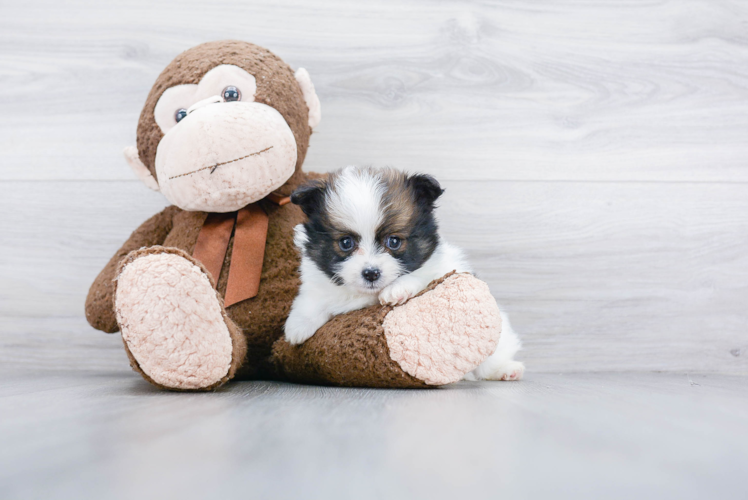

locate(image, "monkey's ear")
[[294, 68, 321, 130], [124, 146, 159, 191], [291, 180, 325, 217]]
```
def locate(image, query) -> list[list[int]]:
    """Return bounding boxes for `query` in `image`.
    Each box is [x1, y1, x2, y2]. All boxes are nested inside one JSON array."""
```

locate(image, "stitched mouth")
[[168, 146, 274, 180]]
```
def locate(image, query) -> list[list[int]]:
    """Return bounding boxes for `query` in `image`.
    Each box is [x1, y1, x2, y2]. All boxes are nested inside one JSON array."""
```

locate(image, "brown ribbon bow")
[[193, 194, 290, 308]]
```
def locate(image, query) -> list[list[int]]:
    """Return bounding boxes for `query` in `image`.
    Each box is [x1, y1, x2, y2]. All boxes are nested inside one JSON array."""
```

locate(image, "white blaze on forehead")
[[327, 167, 385, 250], [321, 166, 408, 293]]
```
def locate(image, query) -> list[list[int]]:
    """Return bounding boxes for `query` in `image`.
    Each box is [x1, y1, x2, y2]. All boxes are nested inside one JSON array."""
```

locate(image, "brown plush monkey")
[[85, 40, 502, 391]]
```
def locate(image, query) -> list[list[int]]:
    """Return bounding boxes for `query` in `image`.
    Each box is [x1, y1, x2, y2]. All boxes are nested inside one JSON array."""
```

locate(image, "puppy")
[[284, 166, 524, 381]]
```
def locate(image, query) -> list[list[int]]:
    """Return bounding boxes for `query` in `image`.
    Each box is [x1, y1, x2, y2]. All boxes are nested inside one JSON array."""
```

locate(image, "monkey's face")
[[152, 64, 297, 212], [125, 41, 321, 211]]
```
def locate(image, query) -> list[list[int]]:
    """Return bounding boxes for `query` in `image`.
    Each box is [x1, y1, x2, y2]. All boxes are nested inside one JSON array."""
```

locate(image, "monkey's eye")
[[386, 236, 402, 251], [174, 108, 188, 123], [222, 86, 241, 102], [339, 236, 355, 252]]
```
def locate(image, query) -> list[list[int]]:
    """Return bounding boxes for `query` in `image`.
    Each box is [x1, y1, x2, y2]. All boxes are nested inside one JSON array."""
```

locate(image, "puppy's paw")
[[284, 313, 319, 345], [482, 360, 525, 381], [379, 279, 420, 306]]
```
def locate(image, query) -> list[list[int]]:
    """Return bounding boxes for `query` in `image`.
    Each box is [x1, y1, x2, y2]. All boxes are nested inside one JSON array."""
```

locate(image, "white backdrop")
[[1, 0, 746, 374]]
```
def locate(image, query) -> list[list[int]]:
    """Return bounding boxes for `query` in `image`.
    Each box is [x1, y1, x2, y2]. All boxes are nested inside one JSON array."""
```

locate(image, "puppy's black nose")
[[362, 268, 381, 282]]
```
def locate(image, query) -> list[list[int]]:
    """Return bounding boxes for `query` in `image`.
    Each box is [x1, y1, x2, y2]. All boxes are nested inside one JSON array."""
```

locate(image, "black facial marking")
[[383, 211, 440, 275], [302, 212, 359, 284], [376, 173, 442, 275], [296, 180, 358, 284]]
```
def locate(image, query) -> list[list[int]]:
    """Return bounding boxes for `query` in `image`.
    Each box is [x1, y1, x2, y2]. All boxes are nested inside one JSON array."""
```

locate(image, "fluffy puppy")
[[285, 166, 524, 381]]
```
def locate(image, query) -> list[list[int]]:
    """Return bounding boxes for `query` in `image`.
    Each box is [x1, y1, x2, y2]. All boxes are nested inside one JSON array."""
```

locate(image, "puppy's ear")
[[408, 174, 444, 209], [291, 180, 326, 217]]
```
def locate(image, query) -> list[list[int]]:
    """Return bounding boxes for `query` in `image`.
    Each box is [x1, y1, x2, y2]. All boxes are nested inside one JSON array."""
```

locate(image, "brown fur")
[[273, 304, 427, 388], [272, 272, 456, 387], [378, 169, 418, 252], [85, 41, 441, 390], [85, 205, 180, 333], [320, 167, 420, 255]]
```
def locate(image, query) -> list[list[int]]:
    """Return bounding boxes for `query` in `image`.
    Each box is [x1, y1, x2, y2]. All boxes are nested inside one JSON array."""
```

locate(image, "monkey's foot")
[[382, 273, 502, 385], [114, 247, 244, 391]]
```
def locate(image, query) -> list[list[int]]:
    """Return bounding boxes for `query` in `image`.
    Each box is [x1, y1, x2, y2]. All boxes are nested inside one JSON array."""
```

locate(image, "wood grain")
[[1, 0, 747, 374], [1, 370, 746, 499], [1, 181, 746, 374], [1, 0, 747, 182]]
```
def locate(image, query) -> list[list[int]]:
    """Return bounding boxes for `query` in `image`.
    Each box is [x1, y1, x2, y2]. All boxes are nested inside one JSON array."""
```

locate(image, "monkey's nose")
[[187, 95, 223, 115], [362, 268, 381, 283]]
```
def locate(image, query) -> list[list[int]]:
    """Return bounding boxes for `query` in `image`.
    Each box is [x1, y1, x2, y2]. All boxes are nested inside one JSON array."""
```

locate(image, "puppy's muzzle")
[[362, 268, 381, 283]]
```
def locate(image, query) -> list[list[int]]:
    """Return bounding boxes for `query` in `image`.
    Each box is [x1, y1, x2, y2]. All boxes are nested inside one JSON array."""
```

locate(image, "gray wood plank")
[[1, 0, 748, 182], [446, 181, 748, 374], [1, 370, 746, 500], [1, 180, 746, 374]]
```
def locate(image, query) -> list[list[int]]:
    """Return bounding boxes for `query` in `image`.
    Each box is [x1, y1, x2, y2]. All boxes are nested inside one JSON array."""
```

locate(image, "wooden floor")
[[1, 369, 746, 500], [1, 1, 747, 497]]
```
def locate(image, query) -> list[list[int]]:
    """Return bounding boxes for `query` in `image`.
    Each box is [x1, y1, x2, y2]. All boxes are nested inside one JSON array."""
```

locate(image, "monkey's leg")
[[272, 273, 501, 388], [114, 246, 246, 391]]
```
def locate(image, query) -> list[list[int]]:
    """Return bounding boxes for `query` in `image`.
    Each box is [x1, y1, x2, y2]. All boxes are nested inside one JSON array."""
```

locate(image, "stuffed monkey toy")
[[85, 40, 502, 391]]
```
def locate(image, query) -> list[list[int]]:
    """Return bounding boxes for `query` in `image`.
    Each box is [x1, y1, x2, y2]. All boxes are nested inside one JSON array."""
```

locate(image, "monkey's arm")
[[85, 205, 180, 333]]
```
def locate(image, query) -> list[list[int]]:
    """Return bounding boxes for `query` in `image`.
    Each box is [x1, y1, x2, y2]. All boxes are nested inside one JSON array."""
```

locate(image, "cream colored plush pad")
[[383, 273, 502, 385], [115, 253, 234, 389]]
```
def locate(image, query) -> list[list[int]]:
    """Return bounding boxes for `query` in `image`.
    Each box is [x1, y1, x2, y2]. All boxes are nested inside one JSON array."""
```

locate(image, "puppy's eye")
[[175, 108, 188, 123], [339, 236, 354, 251], [386, 236, 402, 250], [222, 86, 241, 102]]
